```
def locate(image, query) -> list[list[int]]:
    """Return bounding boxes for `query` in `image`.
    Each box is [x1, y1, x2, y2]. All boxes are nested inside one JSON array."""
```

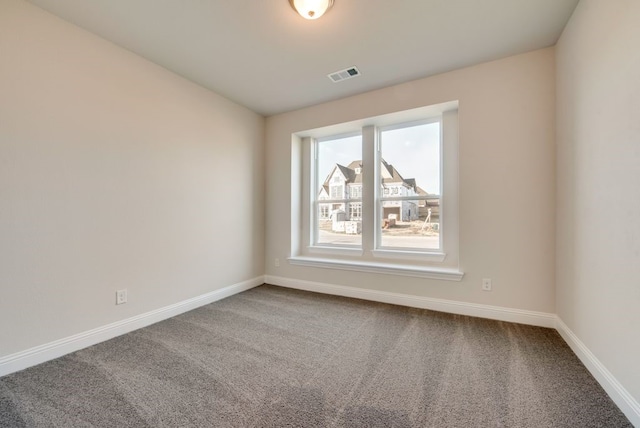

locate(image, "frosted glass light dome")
[[289, 0, 334, 20]]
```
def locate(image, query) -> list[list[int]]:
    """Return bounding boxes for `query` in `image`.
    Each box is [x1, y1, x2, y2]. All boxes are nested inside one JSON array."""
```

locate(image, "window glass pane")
[[380, 122, 440, 250], [316, 135, 362, 246]]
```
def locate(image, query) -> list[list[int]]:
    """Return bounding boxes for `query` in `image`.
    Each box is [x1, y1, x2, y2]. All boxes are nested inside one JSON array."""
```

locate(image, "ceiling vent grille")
[[328, 66, 361, 83]]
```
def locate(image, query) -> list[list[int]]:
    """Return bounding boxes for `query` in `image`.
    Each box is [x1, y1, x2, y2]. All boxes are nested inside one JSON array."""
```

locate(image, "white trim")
[[307, 246, 364, 257], [268, 276, 637, 422], [371, 249, 446, 262], [3, 275, 636, 426], [297, 103, 459, 271], [0, 276, 264, 378], [288, 256, 464, 281], [265, 275, 555, 328], [294, 101, 459, 140], [555, 318, 640, 427]]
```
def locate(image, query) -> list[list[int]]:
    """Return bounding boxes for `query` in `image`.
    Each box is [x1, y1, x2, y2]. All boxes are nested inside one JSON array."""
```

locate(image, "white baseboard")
[[3, 275, 637, 427], [0, 276, 264, 378], [264, 275, 557, 328], [266, 275, 638, 425], [556, 318, 640, 427]]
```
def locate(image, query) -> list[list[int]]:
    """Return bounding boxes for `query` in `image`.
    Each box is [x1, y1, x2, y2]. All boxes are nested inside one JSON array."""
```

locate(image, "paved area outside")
[[318, 220, 439, 249]]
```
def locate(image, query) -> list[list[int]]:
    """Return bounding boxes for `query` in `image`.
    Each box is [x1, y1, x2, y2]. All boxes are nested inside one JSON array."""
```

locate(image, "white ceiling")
[[27, 0, 580, 116]]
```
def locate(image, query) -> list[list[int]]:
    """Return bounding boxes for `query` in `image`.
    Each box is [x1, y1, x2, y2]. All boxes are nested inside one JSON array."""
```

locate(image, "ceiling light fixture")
[[289, 0, 334, 20]]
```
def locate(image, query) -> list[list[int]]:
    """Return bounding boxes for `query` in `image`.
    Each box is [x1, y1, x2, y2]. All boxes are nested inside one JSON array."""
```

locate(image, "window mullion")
[[302, 137, 314, 248], [361, 125, 376, 253]]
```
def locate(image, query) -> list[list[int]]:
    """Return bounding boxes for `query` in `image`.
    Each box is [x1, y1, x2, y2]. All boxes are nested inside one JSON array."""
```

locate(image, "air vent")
[[328, 66, 361, 83]]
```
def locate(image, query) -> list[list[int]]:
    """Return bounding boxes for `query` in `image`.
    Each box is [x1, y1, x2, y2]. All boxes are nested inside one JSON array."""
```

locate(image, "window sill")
[[371, 249, 446, 262], [288, 256, 464, 281], [307, 246, 364, 257]]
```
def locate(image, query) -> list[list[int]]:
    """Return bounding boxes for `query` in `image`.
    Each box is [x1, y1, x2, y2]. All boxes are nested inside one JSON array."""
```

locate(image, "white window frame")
[[312, 132, 362, 250], [292, 101, 462, 281], [375, 118, 442, 255]]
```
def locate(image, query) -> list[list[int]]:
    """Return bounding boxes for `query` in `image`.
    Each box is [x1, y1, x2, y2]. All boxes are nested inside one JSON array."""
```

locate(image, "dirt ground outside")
[[318, 218, 439, 237], [317, 218, 440, 249]]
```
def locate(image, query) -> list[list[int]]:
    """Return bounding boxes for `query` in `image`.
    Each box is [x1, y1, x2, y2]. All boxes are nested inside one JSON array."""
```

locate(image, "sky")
[[317, 122, 441, 194]]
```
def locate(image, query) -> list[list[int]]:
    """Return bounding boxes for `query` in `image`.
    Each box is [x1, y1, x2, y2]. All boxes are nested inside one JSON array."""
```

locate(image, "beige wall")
[[266, 48, 556, 313], [1, 0, 637, 415], [0, 0, 265, 357], [556, 0, 640, 404]]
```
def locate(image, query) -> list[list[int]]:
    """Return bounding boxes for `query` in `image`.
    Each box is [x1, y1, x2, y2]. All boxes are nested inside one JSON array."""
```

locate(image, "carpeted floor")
[[0, 284, 632, 427]]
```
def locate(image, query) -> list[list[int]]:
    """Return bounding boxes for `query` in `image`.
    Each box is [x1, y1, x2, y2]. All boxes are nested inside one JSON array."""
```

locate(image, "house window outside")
[[330, 185, 344, 199], [349, 203, 362, 220]]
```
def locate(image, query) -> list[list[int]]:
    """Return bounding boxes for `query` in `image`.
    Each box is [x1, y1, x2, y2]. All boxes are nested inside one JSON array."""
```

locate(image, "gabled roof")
[[323, 162, 361, 187], [417, 186, 441, 197], [322, 159, 417, 190], [381, 159, 415, 189], [337, 164, 357, 183], [346, 161, 363, 184]]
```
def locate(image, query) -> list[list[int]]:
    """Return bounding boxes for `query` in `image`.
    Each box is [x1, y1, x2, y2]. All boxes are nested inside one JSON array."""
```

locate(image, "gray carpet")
[[0, 284, 632, 427]]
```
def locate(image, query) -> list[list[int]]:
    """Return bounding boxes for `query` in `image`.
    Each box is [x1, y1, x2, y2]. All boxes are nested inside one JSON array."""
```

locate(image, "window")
[[293, 101, 461, 280], [349, 203, 362, 220], [315, 134, 362, 247], [379, 121, 441, 251], [330, 185, 344, 199]]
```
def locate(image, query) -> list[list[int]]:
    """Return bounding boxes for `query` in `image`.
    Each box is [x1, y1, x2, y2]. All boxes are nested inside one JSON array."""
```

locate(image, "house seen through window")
[[379, 121, 440, 250], [293, 101, 459, 276], [315, 120, 441, 252], [317, 134, 363, 246]]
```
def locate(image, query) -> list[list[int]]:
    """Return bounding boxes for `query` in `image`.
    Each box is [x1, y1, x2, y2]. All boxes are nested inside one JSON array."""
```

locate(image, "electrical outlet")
[[482, 278, 492, 291], [275, 258, 280, 268], [116, 289, 128, 305]]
